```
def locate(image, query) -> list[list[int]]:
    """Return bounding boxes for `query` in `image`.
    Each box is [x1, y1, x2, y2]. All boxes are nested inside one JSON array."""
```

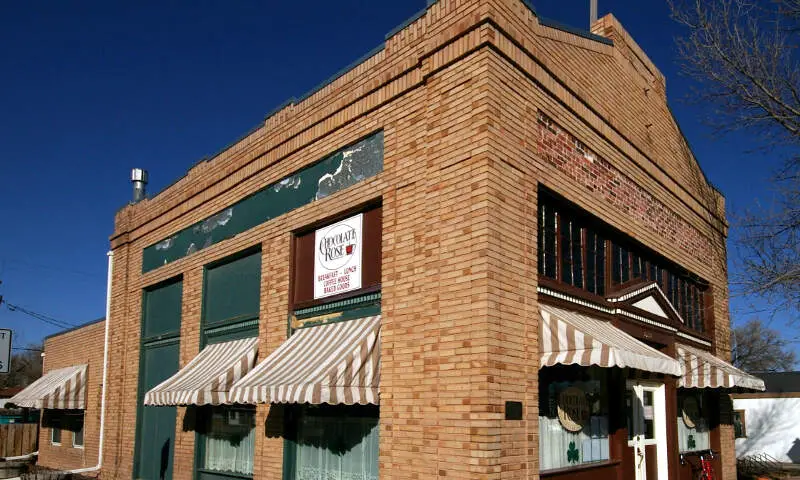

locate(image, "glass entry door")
[[626, 381, 668, 480]]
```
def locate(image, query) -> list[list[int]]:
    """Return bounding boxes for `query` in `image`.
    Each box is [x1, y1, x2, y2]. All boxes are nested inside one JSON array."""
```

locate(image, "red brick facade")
[[33, 1, 737, 479]]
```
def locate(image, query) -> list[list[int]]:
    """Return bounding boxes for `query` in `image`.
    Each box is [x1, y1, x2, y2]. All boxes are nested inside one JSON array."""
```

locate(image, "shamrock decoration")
[[688, 435, 696, 450], [567, 441, 580, 463]]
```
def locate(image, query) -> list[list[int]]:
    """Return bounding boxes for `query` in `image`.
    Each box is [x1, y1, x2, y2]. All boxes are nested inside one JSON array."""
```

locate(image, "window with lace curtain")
[[197, 406, 256, 478], [284, 404, 379, 480], [538, 366, 610, 471]]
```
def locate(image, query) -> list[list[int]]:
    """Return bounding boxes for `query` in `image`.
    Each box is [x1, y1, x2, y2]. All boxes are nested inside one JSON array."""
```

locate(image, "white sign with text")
[[314, 213, 363, 299], [0, 329, 11, 374]]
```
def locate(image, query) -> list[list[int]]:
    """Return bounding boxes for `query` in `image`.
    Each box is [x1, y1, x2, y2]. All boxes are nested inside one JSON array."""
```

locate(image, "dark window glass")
[[613, 244, 630, 284], [586, 230, 605, 296], [632, 253, 643, 280], [539, 204, 558, 279], [697, 290, 705, 332], [561, 219, 583, 288]]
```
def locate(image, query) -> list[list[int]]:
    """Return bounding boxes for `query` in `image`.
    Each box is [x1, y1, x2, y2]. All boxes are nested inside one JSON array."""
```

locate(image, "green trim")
[[142, 132, 384, 273], [141, 332, 181, 346], [294, 292, 381, 317], [205, 319, 259, 337], [293, 304, 380, 330], [291, 292, 381, 332]]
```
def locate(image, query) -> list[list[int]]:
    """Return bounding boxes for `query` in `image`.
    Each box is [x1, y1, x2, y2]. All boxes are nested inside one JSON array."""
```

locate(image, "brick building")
[[9, 319, 105, 472], [32, 1, 769, 479]]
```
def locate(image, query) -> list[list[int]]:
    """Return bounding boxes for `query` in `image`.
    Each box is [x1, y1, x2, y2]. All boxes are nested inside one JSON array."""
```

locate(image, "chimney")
[[590, 0, 598, 27], [131, 168, 148, 203]]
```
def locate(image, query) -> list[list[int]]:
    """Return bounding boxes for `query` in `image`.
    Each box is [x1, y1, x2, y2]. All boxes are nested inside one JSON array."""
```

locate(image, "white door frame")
[[627, 380, 668, 480]]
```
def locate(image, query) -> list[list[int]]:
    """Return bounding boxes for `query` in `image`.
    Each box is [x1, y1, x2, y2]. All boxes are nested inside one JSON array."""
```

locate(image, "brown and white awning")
[[540, 305, 682, 376], [9, 364, 87, 409], [144, 337, 259, 406], [229, 315, 380, 405], [677, 343, 765, 390]]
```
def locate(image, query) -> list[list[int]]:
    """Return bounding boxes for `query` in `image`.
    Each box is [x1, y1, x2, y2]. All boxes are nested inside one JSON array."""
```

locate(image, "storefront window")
[[539, 366, 610, 471], [677, 391, 710, 452], [199, 406, 256, 476], [286, 404, 379, 480]]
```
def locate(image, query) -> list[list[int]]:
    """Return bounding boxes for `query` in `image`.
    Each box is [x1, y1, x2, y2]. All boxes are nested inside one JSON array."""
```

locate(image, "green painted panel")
[[142, 132, 384, 273], [143, 279, 183, 340], [204, 251, 261, 326], [135, 340, 179, 480], [204, 321, 259, 345]]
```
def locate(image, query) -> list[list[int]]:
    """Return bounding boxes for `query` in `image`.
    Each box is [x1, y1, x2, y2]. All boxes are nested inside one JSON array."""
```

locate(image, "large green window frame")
[[195, 249, 261, 480], [135, 277, 183, 480], [203, 249, 262, 328]]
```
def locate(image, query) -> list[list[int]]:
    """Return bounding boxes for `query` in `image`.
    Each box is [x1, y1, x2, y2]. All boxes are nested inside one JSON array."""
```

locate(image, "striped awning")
[[540, 305, 682, 376], [8, 365, 87, 409], [144, 337, 259, 406], [677, 343, 765, 390], [229, 315, 380, 405]]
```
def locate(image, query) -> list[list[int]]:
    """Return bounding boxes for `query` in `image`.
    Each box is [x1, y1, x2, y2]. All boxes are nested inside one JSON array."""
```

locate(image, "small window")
[[51, 426, 62, 445], [73, 421, 84, 448], [733, 410, 747, 438]]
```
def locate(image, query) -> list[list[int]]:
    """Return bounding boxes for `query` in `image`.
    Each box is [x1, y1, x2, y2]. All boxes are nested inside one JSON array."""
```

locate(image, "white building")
[[732, 372, 800, 463]]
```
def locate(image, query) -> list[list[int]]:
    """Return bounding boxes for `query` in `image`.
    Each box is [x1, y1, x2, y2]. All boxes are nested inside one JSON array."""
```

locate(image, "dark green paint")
[[204, 319, 259, 346], [135, 279, 183, 480], [142, 279, 183, 341], [135, 340, 180, 480], [203, 251, 261, 326], [143, 132, 384, 273]]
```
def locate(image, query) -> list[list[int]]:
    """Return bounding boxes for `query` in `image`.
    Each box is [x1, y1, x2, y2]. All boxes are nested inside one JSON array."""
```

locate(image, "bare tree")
[[732, 319, 796, 372], [670, 0, 800, 318], [0, 345, 43, 389]]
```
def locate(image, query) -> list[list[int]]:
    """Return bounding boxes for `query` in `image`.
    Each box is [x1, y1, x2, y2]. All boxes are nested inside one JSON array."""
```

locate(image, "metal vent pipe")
[[131, 168, 148, 203]]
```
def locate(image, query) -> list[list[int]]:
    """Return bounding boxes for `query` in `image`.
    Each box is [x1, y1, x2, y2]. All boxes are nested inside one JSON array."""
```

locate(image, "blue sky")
[[0, 1, 783, 348]]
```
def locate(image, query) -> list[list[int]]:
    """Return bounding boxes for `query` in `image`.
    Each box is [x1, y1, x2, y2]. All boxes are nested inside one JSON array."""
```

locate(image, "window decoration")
[[539, 366, 609, 471], [677, 392, 710, 452]]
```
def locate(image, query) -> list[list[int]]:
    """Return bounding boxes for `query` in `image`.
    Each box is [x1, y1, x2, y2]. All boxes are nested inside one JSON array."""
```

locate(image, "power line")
[[2, 301, 78, 330]]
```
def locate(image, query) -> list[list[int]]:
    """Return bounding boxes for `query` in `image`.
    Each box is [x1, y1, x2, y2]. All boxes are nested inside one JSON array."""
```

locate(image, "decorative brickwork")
[[535, 111, 715, 266]]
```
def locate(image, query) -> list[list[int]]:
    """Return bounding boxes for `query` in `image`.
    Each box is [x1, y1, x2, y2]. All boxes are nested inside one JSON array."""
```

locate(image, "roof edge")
[[43, 317, 105, 342]]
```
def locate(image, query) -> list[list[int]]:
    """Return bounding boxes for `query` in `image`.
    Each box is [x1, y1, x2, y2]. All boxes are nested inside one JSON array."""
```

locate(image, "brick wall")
[[99, 0, 735, 479], [38, 320, 105, 475]]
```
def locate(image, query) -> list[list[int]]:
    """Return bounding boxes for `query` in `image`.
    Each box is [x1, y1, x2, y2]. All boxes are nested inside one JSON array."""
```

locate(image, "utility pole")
[[590, 0, 598, 26]]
